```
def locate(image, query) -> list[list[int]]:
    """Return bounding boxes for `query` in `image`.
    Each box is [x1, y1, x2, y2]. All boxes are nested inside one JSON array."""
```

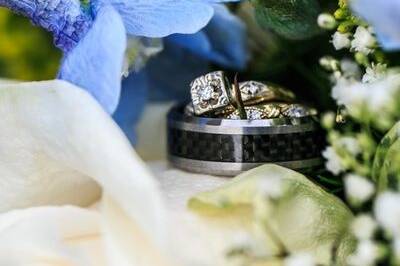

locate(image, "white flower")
[[332, 31, 351, 50], [351, 214, 377, 240], [318, 13, 336, 29], [341, 59, 361, 80], [322, 147, 345, 175], [362, 63, 387, 83], [351, 26, 376, 55], [284, 253, 315, 266], [374, 192, 400, 236], [331, 77, 366, 110], [337, 137, 361, 156], [344, 174, 375, 205], [332, 73, 400, 115], [347, 240, 380, 266]]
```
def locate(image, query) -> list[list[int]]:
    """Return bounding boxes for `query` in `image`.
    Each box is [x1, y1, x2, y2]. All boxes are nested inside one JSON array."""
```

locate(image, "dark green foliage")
[[251, 0, 322, 40]]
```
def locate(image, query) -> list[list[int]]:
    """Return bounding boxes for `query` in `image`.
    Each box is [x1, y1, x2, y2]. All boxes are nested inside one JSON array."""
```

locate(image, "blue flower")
[[0, 0, 239, 113], [351, 0, 400, 50], [114, 5, 249, 144]]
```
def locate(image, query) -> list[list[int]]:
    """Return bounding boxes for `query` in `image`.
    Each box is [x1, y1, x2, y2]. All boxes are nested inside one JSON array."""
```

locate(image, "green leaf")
[[189, 164, 355, 265], [251, 0, 322, 40], [372, 121, 400, 191]]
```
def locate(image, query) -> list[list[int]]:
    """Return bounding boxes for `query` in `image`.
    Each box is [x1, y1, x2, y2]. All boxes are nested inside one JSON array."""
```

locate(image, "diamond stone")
[[247, 84, 260, 95], [247, 109, 263, 120], [199, 85, 214, 101]]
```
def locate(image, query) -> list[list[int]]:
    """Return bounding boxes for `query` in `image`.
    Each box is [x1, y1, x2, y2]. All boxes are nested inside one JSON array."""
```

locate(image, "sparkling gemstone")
[[247, 109, 263, 120], [247, 84, 260, 95], [199, 85, 214, 101], [285, 106, 308, 117]]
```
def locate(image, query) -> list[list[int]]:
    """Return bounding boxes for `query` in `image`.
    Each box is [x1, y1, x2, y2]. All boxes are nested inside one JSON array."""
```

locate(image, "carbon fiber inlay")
[[168, 128, 325, 163]]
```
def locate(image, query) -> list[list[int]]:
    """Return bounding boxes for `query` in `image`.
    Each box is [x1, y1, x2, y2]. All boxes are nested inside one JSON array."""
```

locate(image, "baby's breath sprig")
[[317, 1, 400, 266]]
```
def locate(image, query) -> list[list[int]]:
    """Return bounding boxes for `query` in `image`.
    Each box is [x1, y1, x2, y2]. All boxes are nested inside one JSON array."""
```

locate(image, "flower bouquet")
[[0, 0, 399, 265]]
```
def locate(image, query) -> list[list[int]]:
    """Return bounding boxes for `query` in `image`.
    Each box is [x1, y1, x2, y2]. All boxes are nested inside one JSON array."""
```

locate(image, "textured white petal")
[[0, 206, 103, 266], [0, 80, 166, 251]]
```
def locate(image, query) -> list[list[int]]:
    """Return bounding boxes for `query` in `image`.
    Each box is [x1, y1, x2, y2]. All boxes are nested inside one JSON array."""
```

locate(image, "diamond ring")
[[237, 81, 296, 105], [190, 71, 231, 116], [226, 103, 317, 120]]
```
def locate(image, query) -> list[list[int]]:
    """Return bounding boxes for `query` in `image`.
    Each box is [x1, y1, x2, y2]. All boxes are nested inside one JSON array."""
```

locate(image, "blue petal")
[[113, 72, 148, 144], [167, 4, 248, 70], [114, 42, 210, 144], [145, 42, 210, 101], [0, 0, 93, 52], [351, 0, 400, 50], [94, 0, 238, 37], [58, 5, 126, 114]]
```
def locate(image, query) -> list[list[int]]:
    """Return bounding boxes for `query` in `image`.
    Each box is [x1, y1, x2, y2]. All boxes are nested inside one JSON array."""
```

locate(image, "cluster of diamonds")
[[281, 104, 316, 118], [227, 106, 272, 120], [190, 71, 229, 115], [238, 81, 269, 101]]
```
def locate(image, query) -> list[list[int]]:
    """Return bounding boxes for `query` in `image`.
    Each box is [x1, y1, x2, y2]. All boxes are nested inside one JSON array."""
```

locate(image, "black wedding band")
[[167, 104, 325, 176]]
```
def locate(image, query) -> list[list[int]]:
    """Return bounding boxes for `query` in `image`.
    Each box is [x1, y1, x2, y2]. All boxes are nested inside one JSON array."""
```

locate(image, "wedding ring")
[[280, 104, 318, 118], [167, 104, 325, 176], [190, 71, 231, 116], [226, 103, 284, 120], [236, 81, 296, 105], [225, 103, 317, 120], [190, 73, 296, 117]]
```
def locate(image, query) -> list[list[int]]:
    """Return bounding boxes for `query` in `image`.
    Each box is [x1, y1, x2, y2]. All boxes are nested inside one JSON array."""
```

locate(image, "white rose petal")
[[285, 253, 315, 266], [258, 176, 284, 199]]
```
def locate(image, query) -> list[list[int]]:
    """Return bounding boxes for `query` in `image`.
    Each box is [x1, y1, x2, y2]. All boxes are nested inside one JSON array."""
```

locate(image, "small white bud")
[[344, 174, 375, 205], [338, 137, 361, 156], [321, 112, 336, 129], [347, 240, 380, 266], [318, 13, 337, 29], [374, 192, 400, 236], [322, 147, 345, 175], [319, 56, 340, 71], [351, 214, 377, 240]]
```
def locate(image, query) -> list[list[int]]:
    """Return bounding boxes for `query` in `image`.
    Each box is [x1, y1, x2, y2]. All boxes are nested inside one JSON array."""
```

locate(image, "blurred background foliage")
[[0, 8, 60, 81]]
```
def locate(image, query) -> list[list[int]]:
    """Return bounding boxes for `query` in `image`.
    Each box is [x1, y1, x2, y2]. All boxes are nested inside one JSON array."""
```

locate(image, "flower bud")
[[337, 21, 354, 33], [317, 13, 337, 30], [319, 56, 340, 71], [321, 112, 336, 129], [355, 52, 369, 66], [334, 8, 350, 20], [344, 174, 375, 207]]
